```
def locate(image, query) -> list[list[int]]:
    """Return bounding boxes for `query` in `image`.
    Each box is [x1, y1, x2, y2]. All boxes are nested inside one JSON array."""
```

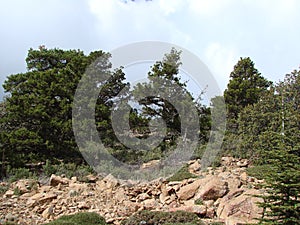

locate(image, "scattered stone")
[[237, 159, 249, 167], [0, 157, 264, 225], [42, 206, 54, 219], [49, 174, 68, 186]]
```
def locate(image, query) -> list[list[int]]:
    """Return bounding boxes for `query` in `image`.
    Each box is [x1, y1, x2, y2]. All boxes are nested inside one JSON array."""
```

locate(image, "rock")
[[69, 182, 88, 193], [4, 190, 14, 198], [141, 160, 160, 169], [227, 177, 242, 190], [195, 178, 229, 201], [102, 174, 119, 189], [237, 159, 249, 167], [217, 189, 263, 224], [159, 183, 170, 204], [138, 193, 151, 201], [189, 160, 201, 173], [221, 156, 235, 166], [85, 174, 98, 183], [240, 172, 248, 182], [78, 202, 89, 209], [42, 206, 54, 219], [40, 185, 52, 193], [177, 178, 208, 200], [49, 174, 68, 186], [0, 158, 265, 225], [13, 179, 38, 194], [71, 176, 77, 183], [223, 189, 245, 201], [203, 200, 214, 208], [5, 212, 17, 222], [37, 193, 57, 205], [142, 198, 159, 209], [68, 189, 78, 197], [206, 206, 215, 218]]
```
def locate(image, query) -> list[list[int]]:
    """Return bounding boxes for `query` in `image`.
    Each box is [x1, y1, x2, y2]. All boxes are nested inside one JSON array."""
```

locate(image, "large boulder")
[[217, 189, 263, 225], [177, 178, 210, 201], [195, 178, 229, 201]]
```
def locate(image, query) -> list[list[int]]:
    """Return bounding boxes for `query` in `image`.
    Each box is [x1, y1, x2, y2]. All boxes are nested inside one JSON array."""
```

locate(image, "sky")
[[0, 0, 300, 99]]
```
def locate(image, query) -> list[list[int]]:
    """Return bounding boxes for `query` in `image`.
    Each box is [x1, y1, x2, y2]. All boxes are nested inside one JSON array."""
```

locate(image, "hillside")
[[0, 157, 264, 225]]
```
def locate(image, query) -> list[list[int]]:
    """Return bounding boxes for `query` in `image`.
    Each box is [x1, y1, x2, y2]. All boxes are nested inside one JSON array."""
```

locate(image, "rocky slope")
[[0, 157, 265, 225]]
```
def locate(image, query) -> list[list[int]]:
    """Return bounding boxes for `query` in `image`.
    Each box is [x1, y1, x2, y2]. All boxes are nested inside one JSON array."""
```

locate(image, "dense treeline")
[[222, 58, 300, 224], [0, 47, 299, 223], [0, 47, 210, 173]]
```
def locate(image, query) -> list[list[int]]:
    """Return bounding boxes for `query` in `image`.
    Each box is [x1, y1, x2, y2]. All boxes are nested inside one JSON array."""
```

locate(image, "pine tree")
[[224, 57, 271, 133], [255, 132, 300, 224]]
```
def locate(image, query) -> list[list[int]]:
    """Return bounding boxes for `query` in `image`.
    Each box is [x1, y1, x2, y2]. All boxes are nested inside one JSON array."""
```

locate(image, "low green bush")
[[43, 212, 107, 225], [42, 161, 94, 181], [121, 210, 204, 225], [6, 167, 37, 182], [0, 184, 9, 195], [194, 198, 203, 205], [167, 164, 197, 182]]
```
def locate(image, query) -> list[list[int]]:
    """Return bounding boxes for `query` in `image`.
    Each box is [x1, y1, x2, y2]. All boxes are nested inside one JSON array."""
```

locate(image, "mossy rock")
[[121, 210, 204, 225], [43, 212, 107, 225]]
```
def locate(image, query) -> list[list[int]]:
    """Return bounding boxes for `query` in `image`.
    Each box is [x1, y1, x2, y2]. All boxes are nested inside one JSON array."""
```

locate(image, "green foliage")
[[42, 160, 57, 176], [6, 166, 36, 182], [0, 47, 121, 169], [121, 210, 204, 225], [207, 223, 225, 225], [0, 184, 9, 195], [228, 69, 300, 160], [254, 132, 300, 224], [194, 198, 203, 205], [224, 57, 271, 123], [42, 161, 94, 180], [43, 212, 107, 225], [13, 187, 21, 196], [246, 164, 272, 180], [167, 164, 197, 182]]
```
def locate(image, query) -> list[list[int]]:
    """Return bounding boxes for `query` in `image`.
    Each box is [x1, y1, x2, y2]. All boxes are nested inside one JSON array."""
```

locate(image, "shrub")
[[43, 160, 57, 176], [42, 161, 94, 181], [121, 210, 204, 225], [0, 184, 9, 195], [194, 199, 203, 205], [43, 212, 107, 225], [167, 164, 197, 182], [6, 167, 37, 182]]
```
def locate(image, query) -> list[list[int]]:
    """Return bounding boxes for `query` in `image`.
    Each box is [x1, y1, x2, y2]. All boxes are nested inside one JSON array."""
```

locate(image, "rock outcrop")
[[0, 157, 264, 225]]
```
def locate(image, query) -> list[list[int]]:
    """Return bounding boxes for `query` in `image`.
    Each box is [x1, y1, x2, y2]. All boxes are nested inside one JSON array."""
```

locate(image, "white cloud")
[[204, 42, 239, 89], [1, 0, 299, 97], [87, 0, 191, 49], [188, 0, 233, 17], [158, 0, 185, 16]]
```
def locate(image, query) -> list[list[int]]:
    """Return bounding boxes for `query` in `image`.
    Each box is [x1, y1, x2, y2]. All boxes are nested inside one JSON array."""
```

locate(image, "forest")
[[0, 47, 299, 224]]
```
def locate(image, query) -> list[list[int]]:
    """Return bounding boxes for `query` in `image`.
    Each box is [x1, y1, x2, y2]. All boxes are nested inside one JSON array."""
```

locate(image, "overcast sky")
[[1, 0, 300, 99]]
